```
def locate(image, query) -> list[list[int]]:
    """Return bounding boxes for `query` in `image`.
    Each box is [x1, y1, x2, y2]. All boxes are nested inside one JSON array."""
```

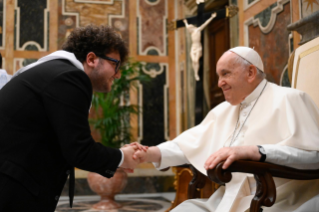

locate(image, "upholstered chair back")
[[291, 36, 319, 107]]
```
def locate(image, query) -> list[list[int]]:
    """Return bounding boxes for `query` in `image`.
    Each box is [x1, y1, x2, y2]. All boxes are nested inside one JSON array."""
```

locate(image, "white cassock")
[[155, 79, 319, 212], [0, 69, 12, 89]]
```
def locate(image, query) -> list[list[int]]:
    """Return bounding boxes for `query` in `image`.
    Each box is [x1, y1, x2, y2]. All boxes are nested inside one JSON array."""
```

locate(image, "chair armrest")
[[207, 160, 319, 183], [207, 160, 319, 212]]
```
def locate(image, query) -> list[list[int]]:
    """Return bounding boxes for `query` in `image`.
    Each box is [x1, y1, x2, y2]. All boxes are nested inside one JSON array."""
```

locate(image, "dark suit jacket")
[[0, 59, 122, 211]]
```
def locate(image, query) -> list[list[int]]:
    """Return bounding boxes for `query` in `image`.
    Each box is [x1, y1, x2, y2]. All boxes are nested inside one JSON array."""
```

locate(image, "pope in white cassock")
[[133, 46, 319, 212]]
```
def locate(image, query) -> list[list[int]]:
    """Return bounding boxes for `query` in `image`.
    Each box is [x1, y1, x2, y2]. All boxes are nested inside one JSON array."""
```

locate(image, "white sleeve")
[[262, 144, 319, 169], [153, 141, 190, 170]]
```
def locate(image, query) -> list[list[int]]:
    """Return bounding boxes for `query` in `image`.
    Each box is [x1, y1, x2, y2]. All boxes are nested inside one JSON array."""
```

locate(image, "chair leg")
[[250, 172, 276, 212], [188, 165, 206, 199]]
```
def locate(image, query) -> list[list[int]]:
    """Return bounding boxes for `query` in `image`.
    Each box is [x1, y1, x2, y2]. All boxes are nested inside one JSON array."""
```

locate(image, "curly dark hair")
[[62, 24, 128, 63]]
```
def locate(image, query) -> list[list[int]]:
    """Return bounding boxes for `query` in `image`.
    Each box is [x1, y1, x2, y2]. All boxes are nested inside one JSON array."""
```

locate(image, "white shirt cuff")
[[118, 149, 124, 167]]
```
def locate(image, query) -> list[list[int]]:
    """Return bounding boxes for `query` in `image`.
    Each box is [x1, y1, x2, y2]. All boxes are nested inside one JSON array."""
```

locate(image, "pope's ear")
[[85, 52, 98, 68], [247, 65, 258, 82]]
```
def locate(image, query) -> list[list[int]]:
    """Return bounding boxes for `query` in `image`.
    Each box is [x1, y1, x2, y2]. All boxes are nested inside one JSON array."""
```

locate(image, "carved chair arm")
[[207, 160, 319, 212]]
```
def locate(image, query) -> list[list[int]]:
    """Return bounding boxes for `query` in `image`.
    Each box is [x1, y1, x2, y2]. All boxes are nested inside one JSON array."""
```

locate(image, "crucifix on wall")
[[168, 1, 238, 124]]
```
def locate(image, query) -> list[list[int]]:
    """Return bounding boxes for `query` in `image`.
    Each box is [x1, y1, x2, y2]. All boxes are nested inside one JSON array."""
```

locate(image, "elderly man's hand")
[[204, 145, 261, 170]]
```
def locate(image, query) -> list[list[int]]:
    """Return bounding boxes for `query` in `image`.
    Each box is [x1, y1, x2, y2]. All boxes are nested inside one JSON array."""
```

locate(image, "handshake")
[[119, 142, 159, 172]]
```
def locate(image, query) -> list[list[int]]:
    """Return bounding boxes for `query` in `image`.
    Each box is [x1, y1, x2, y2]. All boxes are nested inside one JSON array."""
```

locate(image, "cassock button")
[[55, 196, 59, 201]]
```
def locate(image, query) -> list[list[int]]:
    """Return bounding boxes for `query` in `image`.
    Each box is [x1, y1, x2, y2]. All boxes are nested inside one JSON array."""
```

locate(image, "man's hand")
[[132, 146, 161, 164], [133, 149, 148, 163], [124, 142, 148, 152], [120, 145, 141, 171], [204, 145, 261, 170]]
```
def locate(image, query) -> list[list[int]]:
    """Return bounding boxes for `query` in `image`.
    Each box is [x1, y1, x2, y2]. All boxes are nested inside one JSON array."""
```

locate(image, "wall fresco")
[[110, 0, 129, 46], [64, 0, 122, 26], [58, 0, 128, 48], [248, 2, 290, 85], [137, 0, 167, 55]]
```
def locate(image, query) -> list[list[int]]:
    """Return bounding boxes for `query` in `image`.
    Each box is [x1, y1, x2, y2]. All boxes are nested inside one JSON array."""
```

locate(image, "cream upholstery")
[[292, 36, 319, 106]]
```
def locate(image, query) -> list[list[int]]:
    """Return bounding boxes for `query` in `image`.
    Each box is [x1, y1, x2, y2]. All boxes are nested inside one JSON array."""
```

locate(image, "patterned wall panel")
[[15, 0, 49, 51], [246, 1, 291, 85], [109, 0, 129, 46], [58, 0, 128, 48], [139, 61, 169, 146], [63, 0, 122, 26], [137, 0, 167, 56]]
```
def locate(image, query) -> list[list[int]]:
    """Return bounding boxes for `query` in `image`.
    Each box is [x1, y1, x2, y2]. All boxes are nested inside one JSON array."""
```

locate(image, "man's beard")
[[90, 61, 111, 93]]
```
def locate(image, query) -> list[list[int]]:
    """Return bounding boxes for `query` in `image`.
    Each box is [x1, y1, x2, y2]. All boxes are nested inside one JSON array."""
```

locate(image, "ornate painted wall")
[[238, 0, 302, 86], [246, 1, 291, 85]]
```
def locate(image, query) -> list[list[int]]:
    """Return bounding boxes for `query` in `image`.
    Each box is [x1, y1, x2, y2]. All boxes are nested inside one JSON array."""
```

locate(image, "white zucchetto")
[[229, 46, 264, 72]]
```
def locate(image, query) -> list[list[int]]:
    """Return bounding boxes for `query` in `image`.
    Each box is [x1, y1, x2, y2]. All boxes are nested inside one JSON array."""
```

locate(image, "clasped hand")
[[119, 142, 148, 173]]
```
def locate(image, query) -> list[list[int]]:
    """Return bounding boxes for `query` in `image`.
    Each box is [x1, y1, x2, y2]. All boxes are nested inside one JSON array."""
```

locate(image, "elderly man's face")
[[216, 52, 250, 105]]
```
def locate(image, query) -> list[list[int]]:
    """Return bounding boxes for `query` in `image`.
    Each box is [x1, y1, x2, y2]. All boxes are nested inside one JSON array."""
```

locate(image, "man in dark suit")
[[0, 25, 141, 211]]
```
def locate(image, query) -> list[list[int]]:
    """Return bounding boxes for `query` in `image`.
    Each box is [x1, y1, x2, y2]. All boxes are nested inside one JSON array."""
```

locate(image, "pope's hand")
[[133, 149, 148, 163], [204, 145, 260, 170], [124, 142, 148, 152]]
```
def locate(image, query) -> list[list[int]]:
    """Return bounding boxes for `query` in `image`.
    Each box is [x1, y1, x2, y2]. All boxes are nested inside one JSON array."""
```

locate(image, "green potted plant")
[[87, 60, 150, 210]]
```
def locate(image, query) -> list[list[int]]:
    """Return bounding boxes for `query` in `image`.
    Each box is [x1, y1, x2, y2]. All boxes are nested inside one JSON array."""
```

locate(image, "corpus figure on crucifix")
[[183, 12, 216, 81]]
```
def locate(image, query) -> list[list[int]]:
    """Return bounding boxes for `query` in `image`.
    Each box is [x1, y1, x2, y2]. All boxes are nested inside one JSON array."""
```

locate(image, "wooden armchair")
[[207, 161, 319, 212], [207, 33, 319, 212]]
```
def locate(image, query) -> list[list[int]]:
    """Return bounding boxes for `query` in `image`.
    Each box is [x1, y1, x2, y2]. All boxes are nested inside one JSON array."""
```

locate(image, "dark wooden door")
[[207, 18, 230, 109]]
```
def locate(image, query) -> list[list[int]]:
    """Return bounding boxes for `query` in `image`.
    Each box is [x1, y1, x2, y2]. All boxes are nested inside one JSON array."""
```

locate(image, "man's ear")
[[247, 65, 257, 83], [85, 52, 98, 68]]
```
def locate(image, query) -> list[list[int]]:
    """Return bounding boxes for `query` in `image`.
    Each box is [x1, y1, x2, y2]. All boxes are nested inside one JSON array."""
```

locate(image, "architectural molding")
[[143, 0, 161, 6], [62, 0, 80, 27], [108, 0, 125, 28], [142, 61, 165, 78], [74, 0, 114, 4], [244, 0, 290, 46], [14, 0, 49, 51], [137, 63, 169, 142], [244, 0, 260, 11], [137, 0, 167, 56]]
